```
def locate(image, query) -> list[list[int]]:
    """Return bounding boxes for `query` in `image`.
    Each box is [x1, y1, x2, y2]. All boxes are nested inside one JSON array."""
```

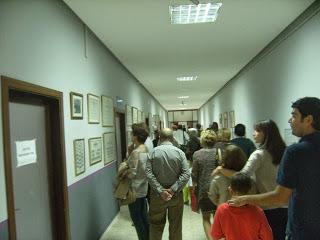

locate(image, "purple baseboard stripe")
[[68, 160, 116, 191], [0, 219, 8, 230]]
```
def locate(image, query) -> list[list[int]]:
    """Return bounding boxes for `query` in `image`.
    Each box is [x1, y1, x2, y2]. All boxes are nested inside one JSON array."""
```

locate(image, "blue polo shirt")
[[277, 131, 320, 239]]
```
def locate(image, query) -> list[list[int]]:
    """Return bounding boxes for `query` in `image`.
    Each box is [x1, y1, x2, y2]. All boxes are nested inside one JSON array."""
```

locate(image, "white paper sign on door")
[[15, 139, 37, 167]]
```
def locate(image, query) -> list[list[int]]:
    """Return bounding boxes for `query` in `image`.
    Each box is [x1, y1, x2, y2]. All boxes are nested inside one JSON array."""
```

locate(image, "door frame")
[[114, 108, 127, 163], [1, 76, 70, 239]]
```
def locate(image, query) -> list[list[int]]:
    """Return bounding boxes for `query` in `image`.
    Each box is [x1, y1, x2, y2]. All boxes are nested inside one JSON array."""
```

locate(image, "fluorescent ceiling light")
[[178, 96, 189, 99], [177, 76, 197, 81], [170, 2, 222, 25]]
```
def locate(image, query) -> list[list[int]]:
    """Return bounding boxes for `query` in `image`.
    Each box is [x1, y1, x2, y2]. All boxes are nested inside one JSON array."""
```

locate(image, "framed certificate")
[[126, 105, 133, 126], [73, 139, 85, 176], [70, 92, 83, 119], [137, 110, 142, 122], [87, 94, 100, 124], [126, 131, 132, 146], [219, 113, 223, 125], [132, 107, 138, 124], [103, 132, 116, 165], [88, 137, 102, 165], [223, 112, 228, 128], [229, 110, 235, 128], [101, 95, 114, 127]]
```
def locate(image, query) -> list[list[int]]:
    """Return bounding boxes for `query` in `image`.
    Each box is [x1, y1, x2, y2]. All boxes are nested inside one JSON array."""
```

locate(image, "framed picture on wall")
[[88, 137, 102, 165], [101, 95, 114, 127], [137, 110, 142, 122], [132, 107, 138, 124], [103, 132, 116, 165], [73, 138, 85, 176], [70, 92, 83, 119], [126, 105, 133, 126], [223, 112, 228, 128], [87, 94, 100, 124], [229, 110, 235, 128], [126, 131, 132, 146], [219, 113, 223, 126]]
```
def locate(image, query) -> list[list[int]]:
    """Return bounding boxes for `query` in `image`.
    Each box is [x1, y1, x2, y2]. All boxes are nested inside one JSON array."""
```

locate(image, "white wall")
[[199, 7, 320, 140], [0, 0, 166, 223]]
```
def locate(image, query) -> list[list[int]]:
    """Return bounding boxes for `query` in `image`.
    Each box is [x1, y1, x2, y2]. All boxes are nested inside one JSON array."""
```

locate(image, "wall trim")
[[68, 160, 116, 190]]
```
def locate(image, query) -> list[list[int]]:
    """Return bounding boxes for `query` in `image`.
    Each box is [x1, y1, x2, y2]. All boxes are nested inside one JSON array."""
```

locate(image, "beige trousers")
[[149, 191, 184, 240]]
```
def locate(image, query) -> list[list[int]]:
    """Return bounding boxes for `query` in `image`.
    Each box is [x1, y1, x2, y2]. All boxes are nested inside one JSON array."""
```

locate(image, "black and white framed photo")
[[101, 95, 114, 127], [103, 132, 116, 165], [87, 93, 100, 124], [70, 92, 83, 119], [73, 138, 85, 176], [88, 137, 102, 165]]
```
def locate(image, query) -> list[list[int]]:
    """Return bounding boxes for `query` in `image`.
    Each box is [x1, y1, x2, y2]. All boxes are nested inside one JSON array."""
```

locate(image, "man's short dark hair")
[[230, 173, 252, 195], [211, 122, 219, 132], [292, 97, 320, 130], [234, 124, 245, 137]]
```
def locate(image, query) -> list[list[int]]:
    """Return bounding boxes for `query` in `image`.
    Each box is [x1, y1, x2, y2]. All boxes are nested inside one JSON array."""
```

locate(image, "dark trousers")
[[264, 208, 288, 240], [128, 197, 149, 240]]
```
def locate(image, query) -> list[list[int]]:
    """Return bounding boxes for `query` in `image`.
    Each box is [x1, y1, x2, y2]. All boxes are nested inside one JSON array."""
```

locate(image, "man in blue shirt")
[[228, 97, 320, 239], [230, 123, 256, 158]]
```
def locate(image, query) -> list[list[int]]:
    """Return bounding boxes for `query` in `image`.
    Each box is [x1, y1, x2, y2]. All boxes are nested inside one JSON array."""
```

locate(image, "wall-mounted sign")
[[15, 139, 37, 167]]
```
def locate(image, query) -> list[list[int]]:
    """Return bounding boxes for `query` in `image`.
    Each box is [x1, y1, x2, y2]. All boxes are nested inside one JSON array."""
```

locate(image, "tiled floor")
[[100, 204, 208, 240]]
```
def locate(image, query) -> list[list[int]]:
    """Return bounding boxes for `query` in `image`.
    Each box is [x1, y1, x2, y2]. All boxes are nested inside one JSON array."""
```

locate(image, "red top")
[[211, 203, 273, 240]]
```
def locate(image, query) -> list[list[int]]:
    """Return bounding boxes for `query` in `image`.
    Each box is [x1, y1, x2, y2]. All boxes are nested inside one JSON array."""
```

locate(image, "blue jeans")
[[128, 197, 149, 240]]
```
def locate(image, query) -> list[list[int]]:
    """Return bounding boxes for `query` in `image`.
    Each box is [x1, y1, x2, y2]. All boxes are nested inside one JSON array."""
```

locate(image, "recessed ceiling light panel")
[[177, 76, 197, 81], [178, 96, 190, 99], [170, 2, 222, 25]]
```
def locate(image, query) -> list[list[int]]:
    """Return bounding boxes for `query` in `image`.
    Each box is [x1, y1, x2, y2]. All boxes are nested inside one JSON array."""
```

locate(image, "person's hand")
[[228, 195, 248, 207], [160, 189, 173, 201], [211, 166, 223, 177]]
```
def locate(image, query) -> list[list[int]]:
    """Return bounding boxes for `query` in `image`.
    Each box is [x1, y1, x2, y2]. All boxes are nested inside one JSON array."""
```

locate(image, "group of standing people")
[[119, 96, 320, 240]]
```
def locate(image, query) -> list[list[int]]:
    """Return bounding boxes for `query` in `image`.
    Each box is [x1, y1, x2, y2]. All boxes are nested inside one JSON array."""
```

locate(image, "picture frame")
[[229, 110, 235, 128], [87, 94, 100, 124], [73, 138, 85, 176], [223, 112, 228, 128], [126, 131, 133, 147], [137, 110, 142, 122], [103, 132, 116, 165], [126, 105, 133, 126], [219, 113, 223, 126], [132, 107, 138, 124], [101, 95, 114, 127], [88, 137, 102, 165], [70, 92, 83, 119]]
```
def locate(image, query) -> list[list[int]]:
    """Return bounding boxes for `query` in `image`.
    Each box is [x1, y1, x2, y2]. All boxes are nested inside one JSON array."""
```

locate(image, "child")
[[211, 173, 272, 240], [208, 145, 246, 205]]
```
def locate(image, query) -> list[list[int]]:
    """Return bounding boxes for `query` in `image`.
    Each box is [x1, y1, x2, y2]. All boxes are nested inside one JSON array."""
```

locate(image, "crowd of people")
[[116, 96, 320, 240]]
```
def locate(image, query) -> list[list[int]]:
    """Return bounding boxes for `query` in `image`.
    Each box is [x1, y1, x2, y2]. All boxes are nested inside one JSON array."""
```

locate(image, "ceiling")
[[63, 0, 314, 110]]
